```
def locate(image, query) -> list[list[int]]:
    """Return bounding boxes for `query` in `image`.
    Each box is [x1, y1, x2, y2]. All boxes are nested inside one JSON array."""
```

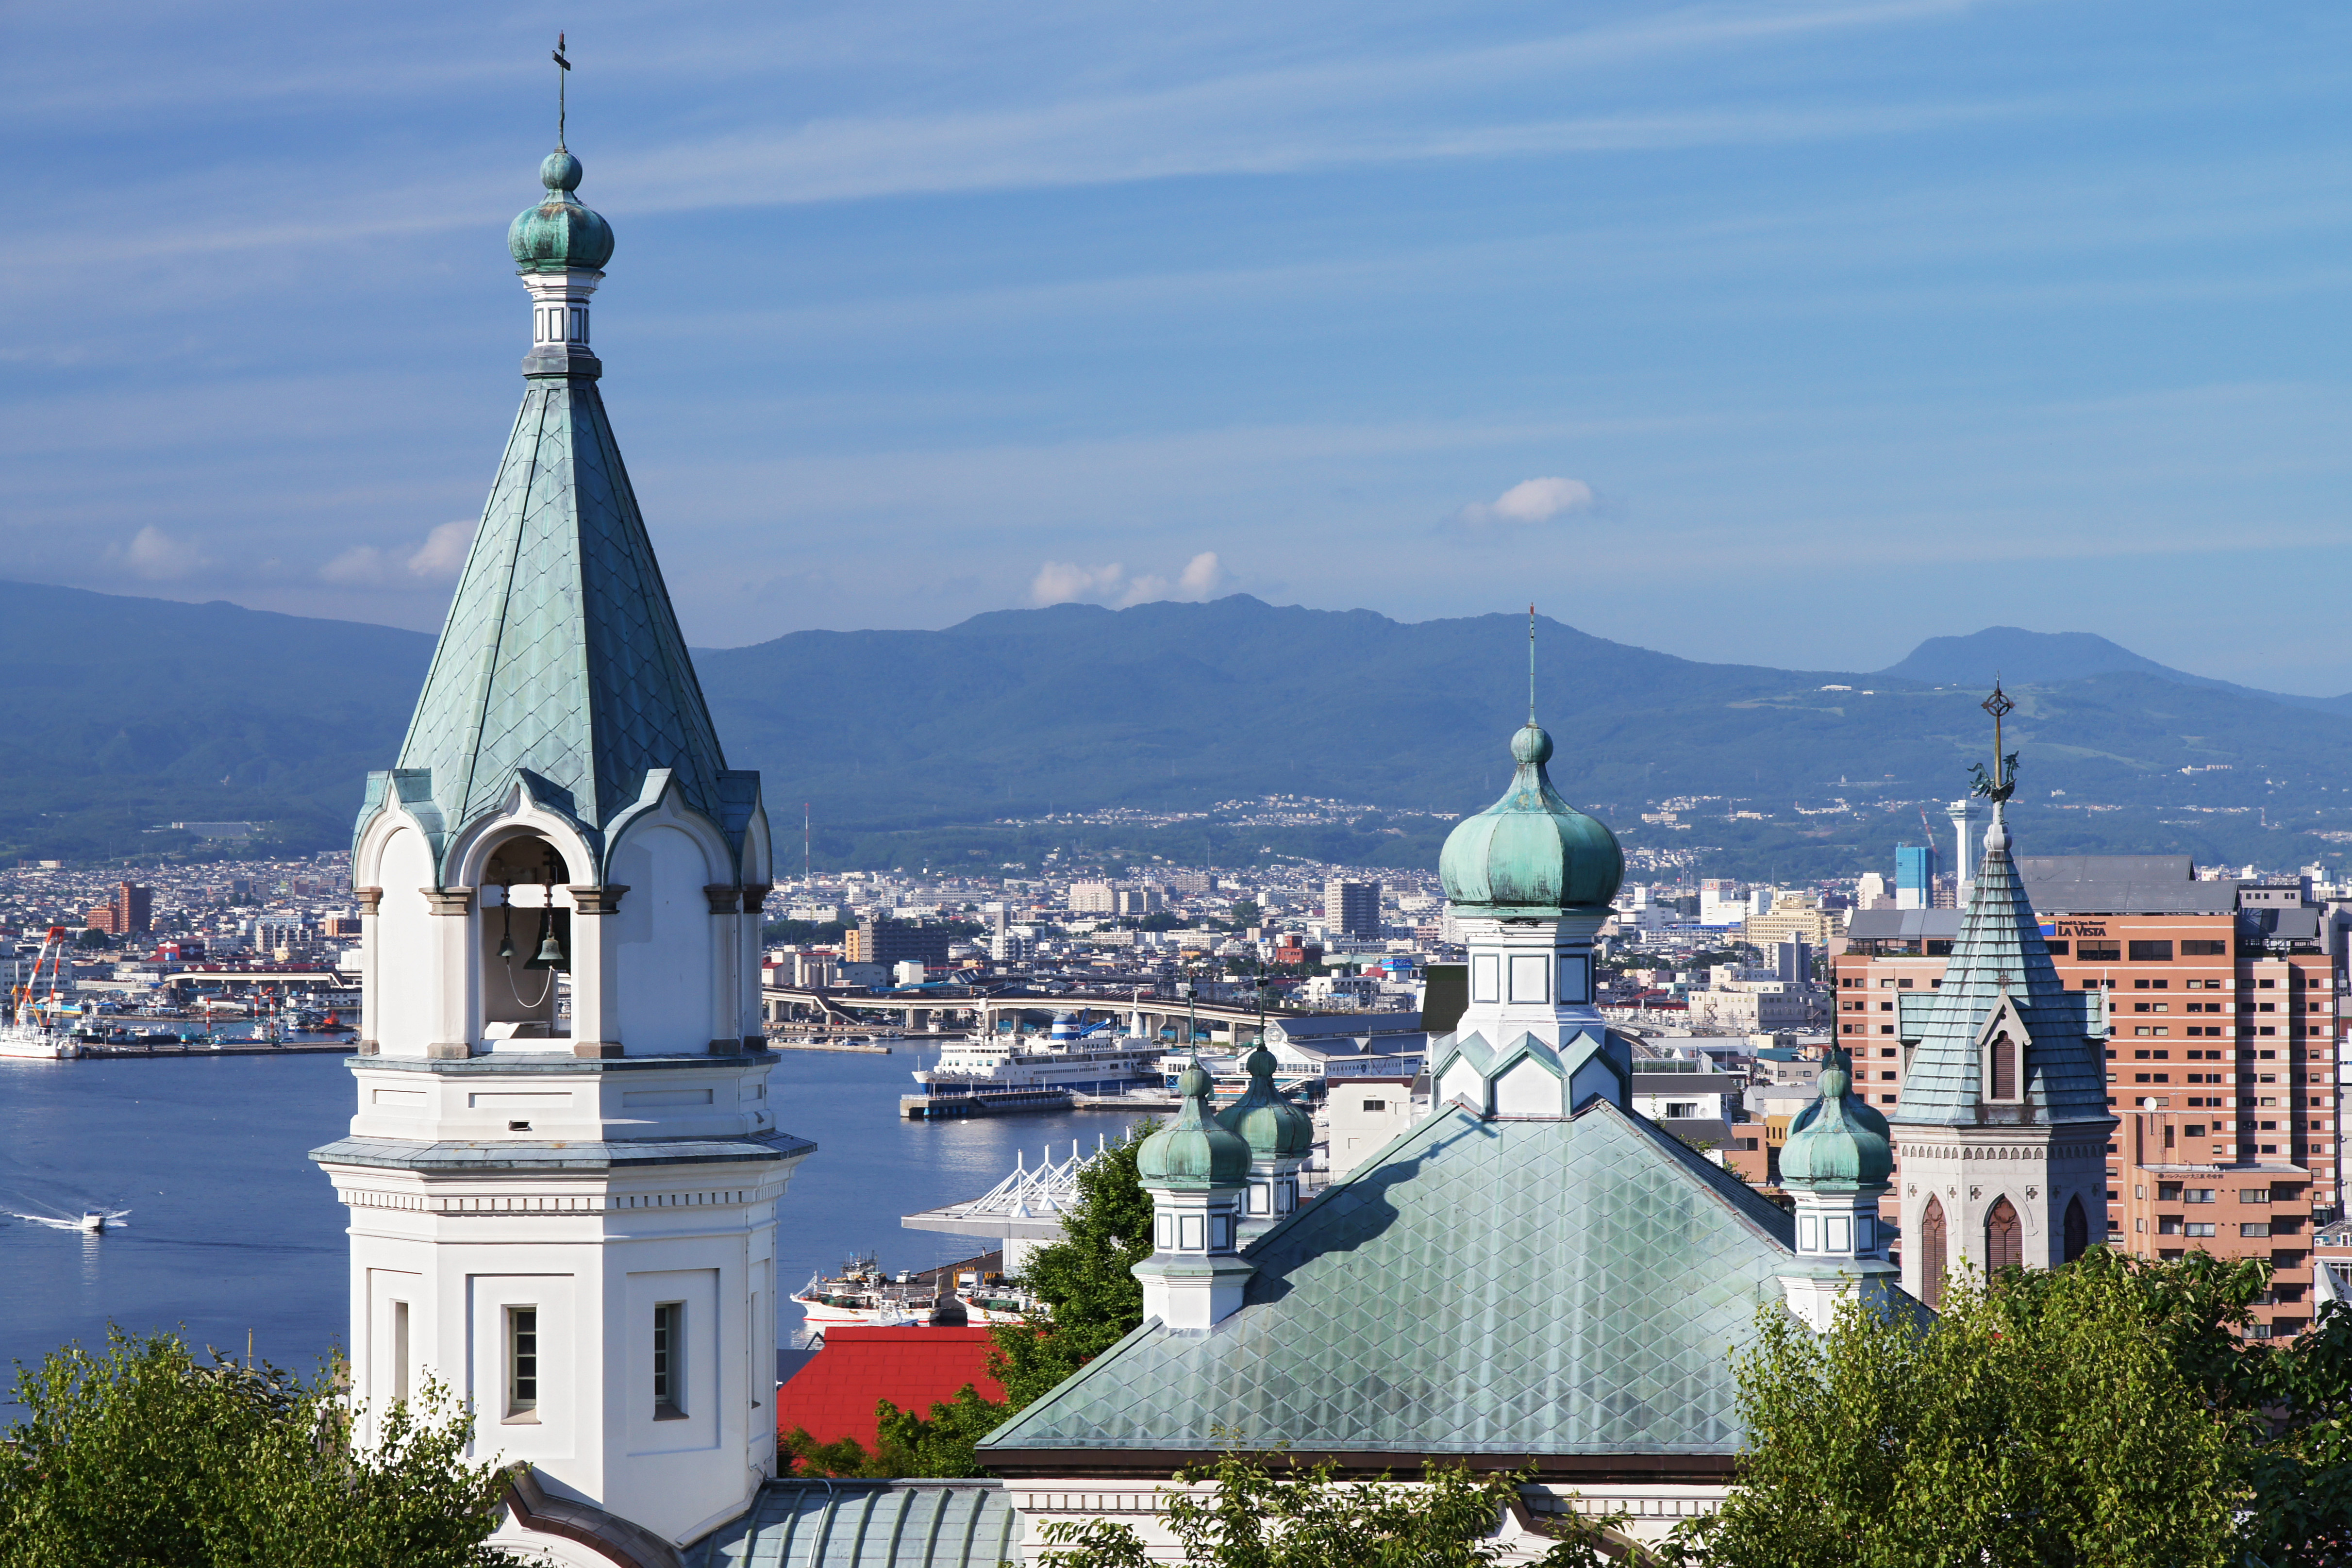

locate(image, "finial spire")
[[552, 33, 571, 150], [1528, 603, 1537, 724], [1970, 680, 2018, 816]]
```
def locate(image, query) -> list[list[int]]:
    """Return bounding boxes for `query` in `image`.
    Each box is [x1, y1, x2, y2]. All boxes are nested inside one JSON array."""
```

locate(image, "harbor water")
[[0, 1049, 1147, 1401]]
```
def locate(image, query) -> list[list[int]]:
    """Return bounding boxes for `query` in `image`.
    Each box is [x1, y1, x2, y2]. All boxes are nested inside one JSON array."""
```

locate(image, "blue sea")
[[0, 1050, 1143, 1401]]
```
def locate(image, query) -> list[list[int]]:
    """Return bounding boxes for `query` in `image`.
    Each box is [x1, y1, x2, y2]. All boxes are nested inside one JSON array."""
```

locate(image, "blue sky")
[[8, 2, 2352, 689]]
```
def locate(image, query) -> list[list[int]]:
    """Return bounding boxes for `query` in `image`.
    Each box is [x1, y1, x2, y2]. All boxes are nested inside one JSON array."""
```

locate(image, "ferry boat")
[[908, 1011, 1163, 1101], [789, 1252, 1031, 1327], [0, 927, 83, 1060]]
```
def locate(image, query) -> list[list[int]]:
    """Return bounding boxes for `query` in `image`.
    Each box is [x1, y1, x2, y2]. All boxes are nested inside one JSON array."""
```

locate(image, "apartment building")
[[1836, 856, 2338, 1338]]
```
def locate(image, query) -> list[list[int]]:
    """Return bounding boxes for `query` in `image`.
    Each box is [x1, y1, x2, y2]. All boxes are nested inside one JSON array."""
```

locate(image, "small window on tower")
[[653, 1302, 685, 1420], [506, 1307, 538, 1421]]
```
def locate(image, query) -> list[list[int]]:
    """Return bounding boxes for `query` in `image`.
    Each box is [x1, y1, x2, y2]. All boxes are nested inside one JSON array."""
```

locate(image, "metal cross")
[[553, 33, 571, 150], [1983, 680, 2013, 772]]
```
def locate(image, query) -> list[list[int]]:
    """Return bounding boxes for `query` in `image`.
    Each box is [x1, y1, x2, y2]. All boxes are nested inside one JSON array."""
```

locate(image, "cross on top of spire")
[[552, 33, 571, 150], [1970, 679, 2018, 806]]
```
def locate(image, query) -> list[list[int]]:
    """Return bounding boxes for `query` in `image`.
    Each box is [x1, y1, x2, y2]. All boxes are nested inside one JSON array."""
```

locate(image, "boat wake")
[[6, 1207, 130, 1233]]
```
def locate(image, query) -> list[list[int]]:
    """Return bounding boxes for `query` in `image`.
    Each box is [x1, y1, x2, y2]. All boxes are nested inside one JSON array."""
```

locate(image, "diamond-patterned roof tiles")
[[392, 377, 735, 871], [979, 1099, 1800, 1462], [1891, 812, 2114, 1128]]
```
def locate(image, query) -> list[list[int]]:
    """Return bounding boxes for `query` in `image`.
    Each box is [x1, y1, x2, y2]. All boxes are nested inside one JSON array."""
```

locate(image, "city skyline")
[[9, 4, 2352, 692]]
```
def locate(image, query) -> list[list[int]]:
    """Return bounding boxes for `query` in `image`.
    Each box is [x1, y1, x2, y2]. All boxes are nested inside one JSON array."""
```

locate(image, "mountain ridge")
[[3, 579, 2348, 876]]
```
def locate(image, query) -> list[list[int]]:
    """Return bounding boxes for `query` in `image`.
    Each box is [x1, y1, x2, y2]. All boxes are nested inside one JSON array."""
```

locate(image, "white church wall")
[[1494, 1057, 1564, 1118], [373, 825, 436, 1055], [609, 822, 717, 1054]]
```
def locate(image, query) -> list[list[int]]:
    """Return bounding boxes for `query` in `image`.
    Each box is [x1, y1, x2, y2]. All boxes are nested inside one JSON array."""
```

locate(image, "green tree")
[[1689, 1251, 2301, 1568], [783, 1383, 1008, 1479], [1035, 1447, 1630, 1568], [0, 1327, 507, 1568], [987, 1120, 1159, 1409]]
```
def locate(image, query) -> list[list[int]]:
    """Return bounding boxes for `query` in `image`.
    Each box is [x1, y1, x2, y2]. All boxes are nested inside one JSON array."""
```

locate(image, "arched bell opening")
[[481, 833, 577, 1043]]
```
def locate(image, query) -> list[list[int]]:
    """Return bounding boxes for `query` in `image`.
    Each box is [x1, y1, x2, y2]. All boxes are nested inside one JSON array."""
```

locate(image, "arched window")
[[1989, 1032, 2016, 1101], [1986, 1196, 2023, 1271], [1919, 1196, 1947, 1310], [2063, 1195, 2089, 1263]]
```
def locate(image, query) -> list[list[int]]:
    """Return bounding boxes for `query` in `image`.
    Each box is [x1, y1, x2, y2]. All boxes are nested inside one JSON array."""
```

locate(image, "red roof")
[[775, 1326, 1004, 1451]]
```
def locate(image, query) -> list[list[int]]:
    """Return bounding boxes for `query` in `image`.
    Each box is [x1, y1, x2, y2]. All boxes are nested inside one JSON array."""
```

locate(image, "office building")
[[1895, 844, 1936, 910], [845, 917, 951, 971], [1323, 878, 1382, 939]]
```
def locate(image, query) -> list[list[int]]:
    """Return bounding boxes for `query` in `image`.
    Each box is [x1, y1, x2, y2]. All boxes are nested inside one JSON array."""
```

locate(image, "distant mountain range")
[[6, 581, 2350, 879]]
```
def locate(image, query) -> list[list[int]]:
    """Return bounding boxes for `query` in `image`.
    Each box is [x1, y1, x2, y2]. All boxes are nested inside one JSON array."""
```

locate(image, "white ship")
[[908, 1010, 1163, 1099], [790, 1252, 1030, 1328], [0, 927, 82, 1060]]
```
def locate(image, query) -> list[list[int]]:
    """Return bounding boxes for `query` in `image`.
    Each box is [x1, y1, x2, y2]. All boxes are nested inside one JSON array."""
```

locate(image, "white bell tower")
[[313, 136, 810, 1559]]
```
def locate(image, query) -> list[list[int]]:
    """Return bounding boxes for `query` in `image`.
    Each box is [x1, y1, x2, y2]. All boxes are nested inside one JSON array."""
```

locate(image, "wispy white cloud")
[[106, 525, 207, 582], [1447, 476, 1597, 532], [317, 521, 475, 586], [1031, 550, 1235, 607]]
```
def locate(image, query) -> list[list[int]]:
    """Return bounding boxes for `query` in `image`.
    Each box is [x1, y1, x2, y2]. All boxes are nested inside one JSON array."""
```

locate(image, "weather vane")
[[553, 32, 571, 150], [1970, 679, 2018, 804]]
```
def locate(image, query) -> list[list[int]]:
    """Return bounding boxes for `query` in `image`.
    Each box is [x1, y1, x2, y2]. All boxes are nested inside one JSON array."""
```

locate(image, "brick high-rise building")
[[81, 883, 151, 936], [1839, 853, 2338, 1338]]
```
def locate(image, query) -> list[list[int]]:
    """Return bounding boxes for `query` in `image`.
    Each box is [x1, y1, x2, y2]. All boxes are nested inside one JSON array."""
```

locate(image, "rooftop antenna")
[[552, 33, 571, 150]]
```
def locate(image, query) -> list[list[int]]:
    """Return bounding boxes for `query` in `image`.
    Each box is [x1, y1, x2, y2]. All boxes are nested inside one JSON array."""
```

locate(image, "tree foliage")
[[782, 1384, 1006, 1479], [1035, 1447, 1629, 1568], [986, 1120, 1158, 1411], [0, 1327, 508, 1568], [1692, 1250, 2352, 1568], [787, 1123, 1159, 1478]]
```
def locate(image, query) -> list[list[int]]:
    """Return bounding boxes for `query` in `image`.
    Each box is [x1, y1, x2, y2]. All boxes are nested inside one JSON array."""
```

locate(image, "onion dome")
[[1439, 721, 1624, 915], [1137, 1060, 1250, 1188], [1779, 1050, 1894, 1187], [1217, 1045, 1314, 1160], [509, 150, 615, 274]]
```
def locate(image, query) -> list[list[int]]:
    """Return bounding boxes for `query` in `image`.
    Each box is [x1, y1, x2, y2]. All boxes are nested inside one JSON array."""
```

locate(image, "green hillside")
[[3, 581, 2347, 881]]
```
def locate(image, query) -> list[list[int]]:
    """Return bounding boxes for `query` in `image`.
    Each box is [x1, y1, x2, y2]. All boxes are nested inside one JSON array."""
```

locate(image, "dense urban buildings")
[[1838, 854, 2336, 1336]]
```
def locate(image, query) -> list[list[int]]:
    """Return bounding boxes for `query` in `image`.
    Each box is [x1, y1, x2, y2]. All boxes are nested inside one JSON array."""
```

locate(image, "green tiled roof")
[[1890, 815, 2113, 1129], [380, 373, 757, 878], [685, 1481, 1022, 1567], [979, 1098, 1800, 1465]]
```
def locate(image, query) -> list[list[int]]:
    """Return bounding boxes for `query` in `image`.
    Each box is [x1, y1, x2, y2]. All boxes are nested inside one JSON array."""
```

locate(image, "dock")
[[767, 1038, 893, 1054], [1072, 1092, 1178, 1112], [900, 1088, 1074, 1120], [73, 1040, 358, 1059]]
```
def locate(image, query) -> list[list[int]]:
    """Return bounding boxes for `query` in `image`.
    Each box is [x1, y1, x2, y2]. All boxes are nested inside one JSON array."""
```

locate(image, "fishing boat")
[[78, 1212, 106, 1234], [0, 927, 83, 1060]]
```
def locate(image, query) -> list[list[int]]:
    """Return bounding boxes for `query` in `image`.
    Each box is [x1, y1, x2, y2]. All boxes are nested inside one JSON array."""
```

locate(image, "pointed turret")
[[1775, 1047, 1902, 1329], [1132, 1059, 1254, 1329], [1886, 690, 2116, 1308], [364, 147, 764, 884], [1218, 1043, 1314, 1234]]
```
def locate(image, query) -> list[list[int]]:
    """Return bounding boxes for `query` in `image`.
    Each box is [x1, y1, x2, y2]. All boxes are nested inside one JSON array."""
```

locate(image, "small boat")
[[78, 1212, 105, 1233]]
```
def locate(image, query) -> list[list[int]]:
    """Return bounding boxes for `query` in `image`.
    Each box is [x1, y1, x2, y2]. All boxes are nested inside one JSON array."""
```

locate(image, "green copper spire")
[[1439, 718, 1624, 915], [508, 148, 614, 275], [1779, 1049, 1893, 1187], [368, 139, 762, 882], [1217, 1044, 1314, 1159], [1138, 1059, 1250, 1189]]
